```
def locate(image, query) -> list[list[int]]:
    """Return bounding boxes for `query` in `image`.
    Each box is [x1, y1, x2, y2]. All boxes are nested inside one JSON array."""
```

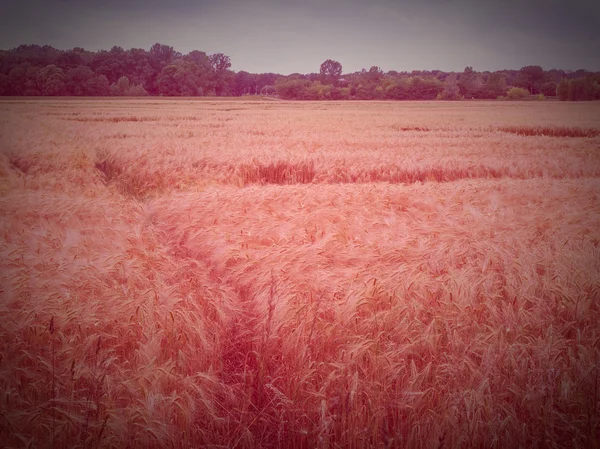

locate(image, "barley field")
[[1, 98, 599, 448]]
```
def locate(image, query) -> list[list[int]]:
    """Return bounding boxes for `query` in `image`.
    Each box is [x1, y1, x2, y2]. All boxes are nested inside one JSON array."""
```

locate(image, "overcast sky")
[[0, 0, 598, 74]]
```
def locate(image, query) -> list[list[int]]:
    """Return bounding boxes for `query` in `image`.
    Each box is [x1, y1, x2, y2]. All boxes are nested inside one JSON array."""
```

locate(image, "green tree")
[[384, 79, 410, 100], [209, 53, 232, 96], [594, 81, 600, 99], [156, 65, 180, 95], [36, 65, 66, 96], [367, 66, 384, 82], [437, 73, 462, 100], [233, 70, 256, 95], [406, 77, 443, 100], [8, 66, 28, 95], [149, 43, 177, 65], [185, 50, 210, 68], [481, 72, 507, 98], [126, 47, 156, 93], [55, 49, 84, 70], [517, 65, 546, 94], [66, 66, 109, 95], [567, 77, 595, 101], [93, 46, 128, 84], [506, 87, 529, 100], [354, 83, 378, 100], [556, 78, 569, 101], [539, 81, 557, 97], [157, 59, 213, 96], [209, 53, 231, 73], [275, 78, 312, 99], [458, 66, 483, 98], [86, 74, 110, 96], [110, 76, 130, 96], [0, 73, 9, 95], [124, 84, 148, 96], [319, 59, 342, 84]]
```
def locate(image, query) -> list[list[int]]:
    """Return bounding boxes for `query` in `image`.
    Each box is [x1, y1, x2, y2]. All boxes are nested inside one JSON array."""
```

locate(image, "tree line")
[[1, 44, 599, 101]]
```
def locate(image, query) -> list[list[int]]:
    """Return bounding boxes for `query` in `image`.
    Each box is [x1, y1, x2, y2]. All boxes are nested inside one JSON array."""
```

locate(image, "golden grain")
[[0, 98, 599, 448]]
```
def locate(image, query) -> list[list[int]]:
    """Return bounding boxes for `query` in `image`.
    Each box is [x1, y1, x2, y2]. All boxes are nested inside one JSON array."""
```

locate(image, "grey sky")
[[0, 0, 598, 73]]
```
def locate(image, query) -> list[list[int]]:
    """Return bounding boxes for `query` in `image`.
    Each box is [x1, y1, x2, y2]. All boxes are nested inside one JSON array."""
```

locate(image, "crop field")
[[1, 98, 600, 448]]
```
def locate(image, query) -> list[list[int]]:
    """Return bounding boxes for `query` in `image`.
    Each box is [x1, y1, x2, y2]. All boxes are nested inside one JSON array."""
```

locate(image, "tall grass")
[[237, 160, 316, 185], [1, 99, 599, 448]]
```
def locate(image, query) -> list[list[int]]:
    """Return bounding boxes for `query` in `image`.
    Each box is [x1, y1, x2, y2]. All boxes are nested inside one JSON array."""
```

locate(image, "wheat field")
[[1, 98, 599, 448]]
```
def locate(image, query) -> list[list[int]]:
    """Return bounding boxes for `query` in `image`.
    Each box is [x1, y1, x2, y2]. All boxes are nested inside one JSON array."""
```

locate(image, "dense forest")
[[1, 43, 599, 101]]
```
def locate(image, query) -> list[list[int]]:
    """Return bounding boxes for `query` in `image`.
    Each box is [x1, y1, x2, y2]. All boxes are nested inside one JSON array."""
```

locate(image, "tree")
[[209, 53, 231, 73], [124, 84, 148, 96], [407, 77, 443, 100], [517, 65, 546, 94], [86, 74, 110, 96], [437, 73, 462, 100], [384, 80, 410, 100], [55, 50, 84, 71], [66, 66, 95, 95], [555, 77, 598, 101], [233, 70, 256, 95], [7, 66, 28, 95], [275, 78, 312, 99], [367, 66, 383, 82], [7, 44, 59, 68], [567, 77, 596, 101], [506, 87, 529, 100], [320, 59, 342, 84], [256, 73, 279, 92], [185, 50, 210, 68], [149, 43, 177, 65], [481, 72, 507, 99], [0, 73, 9, 95], [539, 81, 557, 97], [174, 63, 204, 96], [594, 81, 600, 100], [546, 69, 567, 83], [110, 76, 130, 96], [126, 48, 156, 93], [556, 78, 569, 101], [36, 65, 66, 96], [92, 49, 129, 84], [208, 53, 232, 96], [66, 66, 109, 96], [458, 66, 483, 98], [156, 60, 209, 96]]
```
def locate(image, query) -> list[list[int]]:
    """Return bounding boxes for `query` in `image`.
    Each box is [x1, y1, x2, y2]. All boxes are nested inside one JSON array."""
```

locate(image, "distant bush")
[[506, 87, 530, 100], [110, 76, 130, 96], [274, 78, 312, 100], [436, 90, 463, 100], [124, 84, 149, 96], [408, 77, 444, 100], [339, 87, 351, 100], [536, 93, 545, 101], [111, 76, 148, 96], [351, 83, 377, 100]]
